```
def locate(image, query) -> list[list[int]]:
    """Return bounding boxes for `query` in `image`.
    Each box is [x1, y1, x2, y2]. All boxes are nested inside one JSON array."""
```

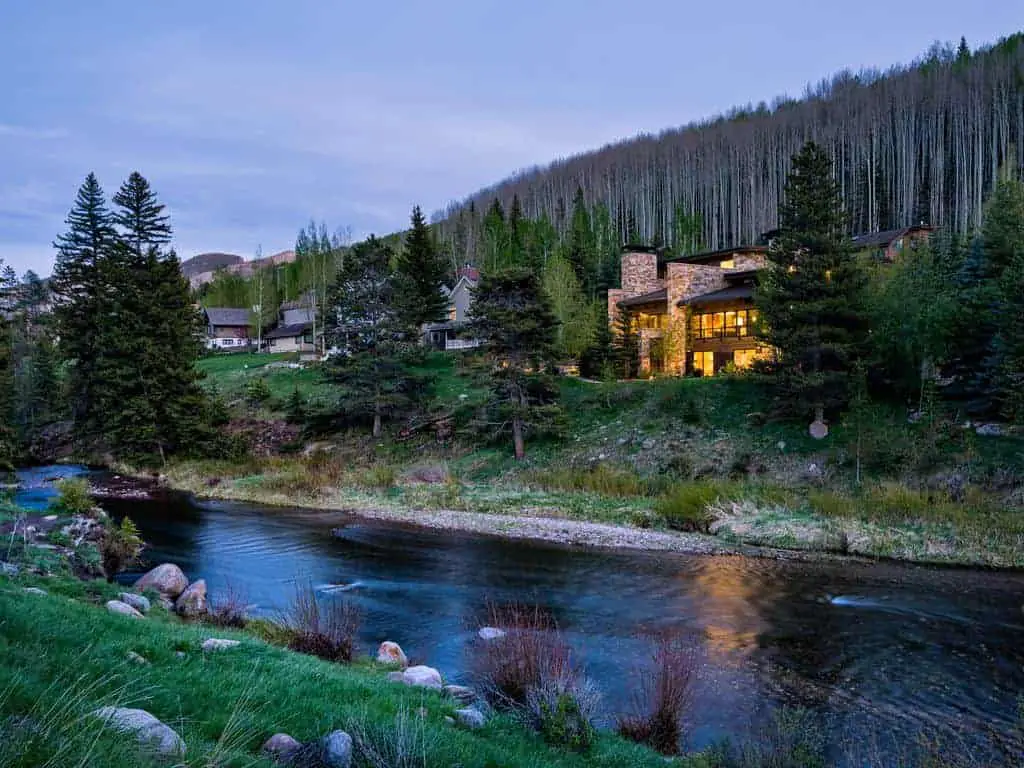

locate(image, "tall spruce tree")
[[987, 177, 1024, 421], [468, 267, 562, 459], [756, 141, 868, 420], [323, 236, 427, 437], [611, 305, 640, 379], [394, 205, 449, 328], [51, 173, 118, 441], [0, 262, 16, 468]]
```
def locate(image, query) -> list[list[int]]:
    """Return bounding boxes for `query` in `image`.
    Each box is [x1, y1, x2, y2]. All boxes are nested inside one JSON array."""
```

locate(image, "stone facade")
[[620, 251, 663, 295]]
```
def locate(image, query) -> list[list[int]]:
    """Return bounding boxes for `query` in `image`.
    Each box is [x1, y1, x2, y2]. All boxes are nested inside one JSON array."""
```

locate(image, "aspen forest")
[[434, 34, 1024, 260]]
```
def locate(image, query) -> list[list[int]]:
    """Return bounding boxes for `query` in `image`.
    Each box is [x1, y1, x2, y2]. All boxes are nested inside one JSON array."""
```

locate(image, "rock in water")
[[400, 665, 443, 690], [106, 600, 145, 619], [261, 733, 301, 760], [175, 579, 207, 617], [320, 730, 353, 768], [134, 564, 188, 598], [375, 641, 408, 667], [92, 707, 185, 760], [201, 638, 240, 652], [119, 592, 151, 614], [453, 707, 486, 729]]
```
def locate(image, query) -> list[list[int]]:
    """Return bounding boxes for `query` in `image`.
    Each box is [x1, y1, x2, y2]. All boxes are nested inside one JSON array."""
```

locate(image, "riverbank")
[[148, 457, 1024, 568], [0, 572, 683, 767]]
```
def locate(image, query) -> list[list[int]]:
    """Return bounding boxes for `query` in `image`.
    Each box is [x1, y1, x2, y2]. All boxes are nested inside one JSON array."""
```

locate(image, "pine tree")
[[987, 178, 1024, 421], [611, 305, 640, 379], [467, 267, 563, 459], [112, 171, 171, 256], [756, 141, 868, 420], [0, 261, 17, 468], [566, 187, 597, 296], [481, 199, 508, 273], [323, 236, 428, 437], [579, 304, 616, 379], [51, 173, 118, 441], [541, 254, 593, 359], [394, 205, 449, 328]]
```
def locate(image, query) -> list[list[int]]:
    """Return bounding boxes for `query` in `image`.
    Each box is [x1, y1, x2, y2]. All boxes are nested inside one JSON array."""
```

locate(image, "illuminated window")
[[733, 348, 759, 369], [693, 351, 715, 377], [720, 258, 735, 269], [448, 306, 457, 321]]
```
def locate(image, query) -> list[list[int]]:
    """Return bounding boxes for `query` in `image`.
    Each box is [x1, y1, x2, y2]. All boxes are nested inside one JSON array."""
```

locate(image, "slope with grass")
[[0, 574, 685, 767], [176, 352, 1024, 567]]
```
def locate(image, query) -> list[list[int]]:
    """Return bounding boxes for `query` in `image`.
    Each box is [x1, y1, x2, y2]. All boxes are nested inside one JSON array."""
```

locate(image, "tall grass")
[[282, 581, 360, 663], [526, 465, 670, 498]]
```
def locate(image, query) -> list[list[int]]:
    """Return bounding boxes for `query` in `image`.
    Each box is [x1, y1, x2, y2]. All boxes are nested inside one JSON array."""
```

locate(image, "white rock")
[[174, 579, 207, 617], [134, 564, 189, 598], [321, 729, 353, 768], [976, 423, 1006, 437], [261, 732, 301, 759], [106, 600, 144, 619], [387, 671, 405, 683], [201, 638, 240, 652], [400, 665, 443, 690], [444, 684, 476, 704], [453, 707, 486, 729], [126, 651, 149, 665], [478, 627, 506, 641], [92, 707, 185, 760], [375, 640, 408, 667], [22, 587, 48, 596], [119, 592, 151, 614]]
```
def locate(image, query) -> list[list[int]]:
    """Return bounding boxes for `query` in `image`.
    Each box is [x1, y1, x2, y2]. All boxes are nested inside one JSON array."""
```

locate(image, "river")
[[12, 465, 1024, 761]]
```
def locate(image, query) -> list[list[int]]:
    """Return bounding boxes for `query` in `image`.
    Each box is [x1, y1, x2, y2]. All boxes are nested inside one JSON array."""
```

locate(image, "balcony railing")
[[446, 338, 481, 351]]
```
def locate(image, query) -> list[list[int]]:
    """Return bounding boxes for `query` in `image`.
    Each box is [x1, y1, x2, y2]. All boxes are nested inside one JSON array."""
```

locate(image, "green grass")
[[0, 575, 683, 767], [197, 352, 333, 409]]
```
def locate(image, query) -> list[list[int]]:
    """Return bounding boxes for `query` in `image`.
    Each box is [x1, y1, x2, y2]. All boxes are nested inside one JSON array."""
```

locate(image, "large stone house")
[[609, 226, 936, 376], [609, 245, 769, 376]]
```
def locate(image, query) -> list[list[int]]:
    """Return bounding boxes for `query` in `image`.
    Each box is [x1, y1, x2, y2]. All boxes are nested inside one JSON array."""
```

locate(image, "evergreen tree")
[[0, 262, 16, 467], [51, 173, 118, 441], [611, 305, 640, 379], [112, 171, 171, 256], [542, 254, 594, 359], [566, 187, 597, 295], [481, 199, 508, 273], [467, 267, 563, 459], [579, 304, 616, 379], [987, 177, 1024, 421], [394, 205, 449, 328], [756, 141, 868, 420], [323, 236, 427, 437]]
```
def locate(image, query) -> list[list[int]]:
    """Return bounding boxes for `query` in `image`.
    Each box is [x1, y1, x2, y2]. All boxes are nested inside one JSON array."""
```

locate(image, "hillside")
[[434, 33, 1024, 260], [179, 252, 244, 277]]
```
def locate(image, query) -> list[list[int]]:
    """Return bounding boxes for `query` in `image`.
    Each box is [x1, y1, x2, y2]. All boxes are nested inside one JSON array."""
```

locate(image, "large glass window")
[[733, 348, 759, 370], [690, 308, 759, 339], [636, 313, 667, 330]]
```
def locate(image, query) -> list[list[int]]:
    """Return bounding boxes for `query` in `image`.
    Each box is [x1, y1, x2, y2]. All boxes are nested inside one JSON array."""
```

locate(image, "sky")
[[0, 1, 1020, 276]]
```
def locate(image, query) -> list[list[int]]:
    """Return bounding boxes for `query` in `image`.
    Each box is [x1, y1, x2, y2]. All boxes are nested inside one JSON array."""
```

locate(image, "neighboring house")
[[265, 298, 318, 355], [423, 266, 481, 351], [610, 225, 936, 377], [850, 225, 935, 260], [203, 307, 253, 351]]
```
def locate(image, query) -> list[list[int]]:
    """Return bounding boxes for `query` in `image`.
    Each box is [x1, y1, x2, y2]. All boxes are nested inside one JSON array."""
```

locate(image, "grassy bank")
[[179, 352, 1024, 567], [0, 573, 683, 767]]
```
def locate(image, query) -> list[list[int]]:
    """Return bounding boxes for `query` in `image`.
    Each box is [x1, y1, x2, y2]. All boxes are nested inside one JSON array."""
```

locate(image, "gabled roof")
[[850, 225, 935, 250], [265, 321, 313, 340], [204, 307, 251, 327], [618, 288, 668, 308]]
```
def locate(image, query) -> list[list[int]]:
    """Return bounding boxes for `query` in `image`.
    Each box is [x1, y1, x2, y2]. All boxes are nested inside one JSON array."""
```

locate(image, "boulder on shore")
[[453, 707, 486, 729], [92, 707, 185, 760], [375, 641, 408, 667], [119, 592, 151, 614], [134, 563, 188, 598], [320, 729, 353, 768], [261, 732, 300, 760], [202, 638, 240, 652], [398, 665, 443, 690], [106, 600, 145, 619], [175, 579, 207, 617]]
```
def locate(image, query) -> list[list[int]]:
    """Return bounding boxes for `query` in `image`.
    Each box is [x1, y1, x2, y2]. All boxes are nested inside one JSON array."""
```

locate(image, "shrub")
[[245, 377, 272, 408], [616, 634, 696, 756], [361, 465, 397, 491], [283, 581, 360, 663], [706, 707, 826, 768], [50, 478, 96, 517], [207, 582, 250, 628], [473, 602, 574, 709], [348, 705, 437, 768], [525, 675, 600, 753], [98, 517, 144, 582], [655, 481, 731, 532]]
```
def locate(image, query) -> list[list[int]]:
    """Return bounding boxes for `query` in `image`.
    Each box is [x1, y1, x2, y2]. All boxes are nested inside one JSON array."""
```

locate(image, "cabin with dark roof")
[[203, 307, 253, 351], [850, 225, 935, 260]]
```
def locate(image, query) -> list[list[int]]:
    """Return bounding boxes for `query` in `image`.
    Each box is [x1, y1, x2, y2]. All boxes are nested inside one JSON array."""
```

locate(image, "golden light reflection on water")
[[691, 556, 766, 663]]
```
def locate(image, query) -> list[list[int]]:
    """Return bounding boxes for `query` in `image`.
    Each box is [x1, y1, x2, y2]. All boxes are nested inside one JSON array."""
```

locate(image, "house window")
[[893, 238, 904, 251], [690, 308, 759, 340], [733, 348, 759, 370], [720, 258, 735, 269], [636, 313, 667, 330], [693, 351, 715, 377], [448, 306, 457, 321]]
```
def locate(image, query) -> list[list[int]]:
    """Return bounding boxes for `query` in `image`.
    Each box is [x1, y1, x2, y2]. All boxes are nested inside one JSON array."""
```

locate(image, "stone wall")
[[728, 253, 767, 272], [664, 264, 729, 375], [620, 252, 663, 295]]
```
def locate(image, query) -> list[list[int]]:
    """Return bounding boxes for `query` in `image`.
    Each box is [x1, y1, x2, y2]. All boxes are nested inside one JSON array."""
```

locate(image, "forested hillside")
[[434, 34, 1024, 258]]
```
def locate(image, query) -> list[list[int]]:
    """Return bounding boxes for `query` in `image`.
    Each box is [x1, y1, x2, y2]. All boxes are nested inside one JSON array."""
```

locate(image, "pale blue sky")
[[0, 1, 1019, 274]]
